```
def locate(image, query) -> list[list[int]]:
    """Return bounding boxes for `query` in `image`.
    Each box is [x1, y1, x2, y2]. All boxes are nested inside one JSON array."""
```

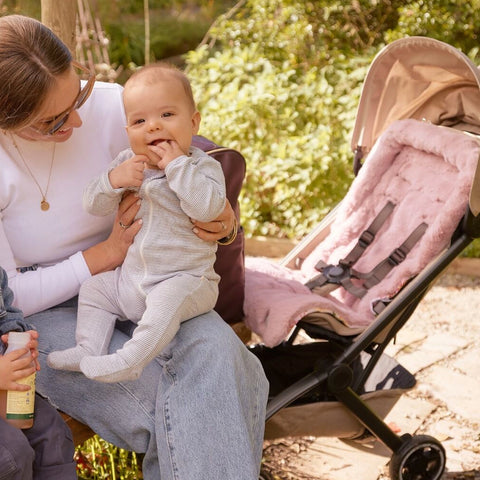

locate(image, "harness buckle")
[[321, 264, 351, 284]]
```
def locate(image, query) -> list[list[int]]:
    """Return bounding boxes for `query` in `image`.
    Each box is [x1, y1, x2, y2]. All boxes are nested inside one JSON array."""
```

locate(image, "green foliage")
[[105, 15, 208, 67], [98, 0, 236, 68], [461, 239, 480, 258], [386, 0, 480, 62], [186, 0, 373, 238], [313, 0, 403, 54], [75, 435, 142, 479]]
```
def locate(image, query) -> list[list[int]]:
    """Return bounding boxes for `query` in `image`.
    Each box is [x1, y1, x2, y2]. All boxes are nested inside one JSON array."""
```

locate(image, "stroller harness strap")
[[360, 222, 428, 289], [305, 201, 428, 300], [340, 201, 395, 268]]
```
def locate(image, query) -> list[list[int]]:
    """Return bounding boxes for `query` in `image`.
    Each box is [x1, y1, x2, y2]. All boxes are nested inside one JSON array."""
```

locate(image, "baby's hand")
[[148, 140, 186, 170], [109, 155, 146, 189]]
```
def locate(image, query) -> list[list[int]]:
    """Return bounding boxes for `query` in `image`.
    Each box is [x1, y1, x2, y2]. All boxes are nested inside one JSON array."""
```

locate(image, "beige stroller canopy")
[[351, 36, 480, 152]]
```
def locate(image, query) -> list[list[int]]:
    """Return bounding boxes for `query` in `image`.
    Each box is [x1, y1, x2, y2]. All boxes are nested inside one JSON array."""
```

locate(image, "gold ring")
[[119, 221, 129, 229]]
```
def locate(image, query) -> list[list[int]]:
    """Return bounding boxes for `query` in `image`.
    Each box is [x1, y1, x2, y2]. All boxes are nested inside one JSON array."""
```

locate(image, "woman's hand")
[[192, 199, 236, 242], [83, 192, 142, 275]]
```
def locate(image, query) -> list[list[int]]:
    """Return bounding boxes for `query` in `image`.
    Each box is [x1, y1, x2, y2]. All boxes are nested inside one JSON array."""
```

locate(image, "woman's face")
[[15, 65, 83, 143]]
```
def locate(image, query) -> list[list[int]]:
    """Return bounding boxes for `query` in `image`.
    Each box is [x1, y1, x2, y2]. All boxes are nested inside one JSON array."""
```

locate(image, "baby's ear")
[[192, 110, 201, 135]]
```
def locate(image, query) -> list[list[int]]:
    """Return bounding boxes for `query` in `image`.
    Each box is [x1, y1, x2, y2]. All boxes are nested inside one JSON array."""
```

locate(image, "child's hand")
[[148, 140, 186, 170], [109, 155, 146, 189], [1, 330, 40, 374], [0, 348, 37, 391], [26, 330, 40, 371]]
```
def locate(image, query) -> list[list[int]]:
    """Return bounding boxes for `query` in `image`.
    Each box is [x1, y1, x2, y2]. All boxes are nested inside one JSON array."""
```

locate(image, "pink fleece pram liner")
[[244, 118, 480, 347]]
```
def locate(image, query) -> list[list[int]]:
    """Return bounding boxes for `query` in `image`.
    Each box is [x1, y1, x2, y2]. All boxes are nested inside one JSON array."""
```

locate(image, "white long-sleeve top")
[[0, 82, 129, 316]]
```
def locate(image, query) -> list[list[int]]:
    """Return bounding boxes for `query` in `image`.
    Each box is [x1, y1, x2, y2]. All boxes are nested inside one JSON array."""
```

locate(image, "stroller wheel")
[[389, 434, 446, 480]]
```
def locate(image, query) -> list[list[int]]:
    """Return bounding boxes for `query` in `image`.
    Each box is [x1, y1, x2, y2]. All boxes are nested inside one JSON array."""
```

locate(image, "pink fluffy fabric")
[[244, 119, 480, 347]]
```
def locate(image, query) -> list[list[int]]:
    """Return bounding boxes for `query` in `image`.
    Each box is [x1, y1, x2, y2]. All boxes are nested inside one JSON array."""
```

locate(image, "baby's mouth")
[[149, 139, 167, 146]]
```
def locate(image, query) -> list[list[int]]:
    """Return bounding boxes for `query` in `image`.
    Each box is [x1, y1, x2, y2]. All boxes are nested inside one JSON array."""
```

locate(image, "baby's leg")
[[47, 273, 120, 371], [80, 275, 218, 382]]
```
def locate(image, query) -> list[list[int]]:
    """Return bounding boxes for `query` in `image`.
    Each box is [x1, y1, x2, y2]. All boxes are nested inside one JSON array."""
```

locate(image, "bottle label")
[[6, 373, 35, 420]]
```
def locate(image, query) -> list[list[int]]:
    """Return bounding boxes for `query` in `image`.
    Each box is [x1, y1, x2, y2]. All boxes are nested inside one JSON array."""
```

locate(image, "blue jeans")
[[29, 298, 268, 480]]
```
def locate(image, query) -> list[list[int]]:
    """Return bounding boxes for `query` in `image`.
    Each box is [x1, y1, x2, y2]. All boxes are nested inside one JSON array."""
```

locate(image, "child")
[[0, 266, 77, 479], [48, 62, 226, 383]]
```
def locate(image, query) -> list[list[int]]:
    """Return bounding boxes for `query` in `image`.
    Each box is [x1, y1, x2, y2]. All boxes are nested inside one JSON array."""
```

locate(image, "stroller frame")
[[254, 36, 480, 480], [265, 227, 476, 479]]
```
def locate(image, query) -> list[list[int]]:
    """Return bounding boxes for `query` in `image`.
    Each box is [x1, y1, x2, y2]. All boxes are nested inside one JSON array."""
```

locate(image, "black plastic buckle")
[[321, 264, 351, 284]]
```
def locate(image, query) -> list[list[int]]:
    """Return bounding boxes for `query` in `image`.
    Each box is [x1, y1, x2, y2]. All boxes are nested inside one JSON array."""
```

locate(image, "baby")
[[48, 62, 226, 382]]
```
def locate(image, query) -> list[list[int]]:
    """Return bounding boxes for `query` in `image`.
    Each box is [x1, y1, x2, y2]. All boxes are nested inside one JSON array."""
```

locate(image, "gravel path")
[[261, 272, 480, 480]]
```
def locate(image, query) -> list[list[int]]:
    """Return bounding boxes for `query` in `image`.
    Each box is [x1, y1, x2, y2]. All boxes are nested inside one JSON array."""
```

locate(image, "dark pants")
[[0, 394, 76, 480]]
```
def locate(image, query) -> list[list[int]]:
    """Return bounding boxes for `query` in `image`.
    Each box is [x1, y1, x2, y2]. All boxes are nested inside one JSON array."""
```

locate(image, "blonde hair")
[[125, 62, 197, 111], [0, 15, 72, 130]]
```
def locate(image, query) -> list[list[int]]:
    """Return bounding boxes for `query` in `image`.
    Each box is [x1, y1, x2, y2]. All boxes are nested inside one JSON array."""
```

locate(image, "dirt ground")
[[259, 272, 480, 480]]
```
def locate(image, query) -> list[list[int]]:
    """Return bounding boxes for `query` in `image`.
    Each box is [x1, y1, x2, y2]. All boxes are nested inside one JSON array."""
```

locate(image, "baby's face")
[[124, 78, 200, 166]]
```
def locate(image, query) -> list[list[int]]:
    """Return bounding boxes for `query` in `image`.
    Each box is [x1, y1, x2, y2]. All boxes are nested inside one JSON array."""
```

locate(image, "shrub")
[[186, 0, 374, 238], [386, 0, 480, 62]]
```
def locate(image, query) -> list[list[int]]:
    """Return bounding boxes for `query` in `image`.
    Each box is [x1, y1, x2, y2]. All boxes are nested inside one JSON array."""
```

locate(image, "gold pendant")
[[41, 200, 50, 211]]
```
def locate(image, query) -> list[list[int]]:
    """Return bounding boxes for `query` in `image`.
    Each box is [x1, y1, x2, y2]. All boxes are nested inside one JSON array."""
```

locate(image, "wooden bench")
[[61, 412, 95, 446], [61, 322, 252, 446]]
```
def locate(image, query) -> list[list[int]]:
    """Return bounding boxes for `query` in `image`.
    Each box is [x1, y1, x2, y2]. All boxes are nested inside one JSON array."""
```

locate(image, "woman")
[[0, 14, 268, 480]]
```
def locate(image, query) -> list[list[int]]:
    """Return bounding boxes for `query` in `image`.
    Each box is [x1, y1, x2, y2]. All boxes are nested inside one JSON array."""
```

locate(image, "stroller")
[[245, 36, 480, 480]]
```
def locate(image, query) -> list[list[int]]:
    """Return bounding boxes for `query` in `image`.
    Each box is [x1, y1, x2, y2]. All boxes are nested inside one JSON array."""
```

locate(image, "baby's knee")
[[0, 422, 35, 479]]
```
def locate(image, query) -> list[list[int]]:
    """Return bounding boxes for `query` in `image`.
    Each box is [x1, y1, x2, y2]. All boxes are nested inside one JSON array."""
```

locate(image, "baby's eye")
[[132, 118, 145, 125], [161, 112, 174, 118]]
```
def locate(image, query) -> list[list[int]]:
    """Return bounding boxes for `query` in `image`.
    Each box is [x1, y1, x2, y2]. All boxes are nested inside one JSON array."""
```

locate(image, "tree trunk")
[[41, 0, 77, 54]]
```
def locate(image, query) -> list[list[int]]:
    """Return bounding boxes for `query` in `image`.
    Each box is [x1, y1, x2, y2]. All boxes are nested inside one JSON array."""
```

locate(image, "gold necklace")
[[10, 135, 56, 211]]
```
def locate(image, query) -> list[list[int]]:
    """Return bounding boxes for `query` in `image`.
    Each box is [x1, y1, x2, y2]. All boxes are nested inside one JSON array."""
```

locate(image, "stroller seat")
[[244, 118, 480, 347]]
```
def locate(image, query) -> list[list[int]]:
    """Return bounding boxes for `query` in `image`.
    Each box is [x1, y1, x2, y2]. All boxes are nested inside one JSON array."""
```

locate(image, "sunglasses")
[[33, 61, 95, 136]]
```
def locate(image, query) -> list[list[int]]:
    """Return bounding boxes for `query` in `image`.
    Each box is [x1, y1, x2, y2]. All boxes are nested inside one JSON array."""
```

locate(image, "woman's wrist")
[[83, 240, 122, 275], [216, 218, 238, 246]]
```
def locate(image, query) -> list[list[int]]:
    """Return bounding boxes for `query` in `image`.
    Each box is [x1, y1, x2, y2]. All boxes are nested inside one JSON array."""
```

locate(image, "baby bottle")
[[0, 331, 35, 428]]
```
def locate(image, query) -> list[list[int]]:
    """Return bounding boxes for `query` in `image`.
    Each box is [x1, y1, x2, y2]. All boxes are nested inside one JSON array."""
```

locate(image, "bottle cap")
[[7, 331, 30, 346]]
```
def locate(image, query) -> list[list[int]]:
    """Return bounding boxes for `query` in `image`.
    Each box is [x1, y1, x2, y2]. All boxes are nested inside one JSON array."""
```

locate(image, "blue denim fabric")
[[30, 299, 268, 480]]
